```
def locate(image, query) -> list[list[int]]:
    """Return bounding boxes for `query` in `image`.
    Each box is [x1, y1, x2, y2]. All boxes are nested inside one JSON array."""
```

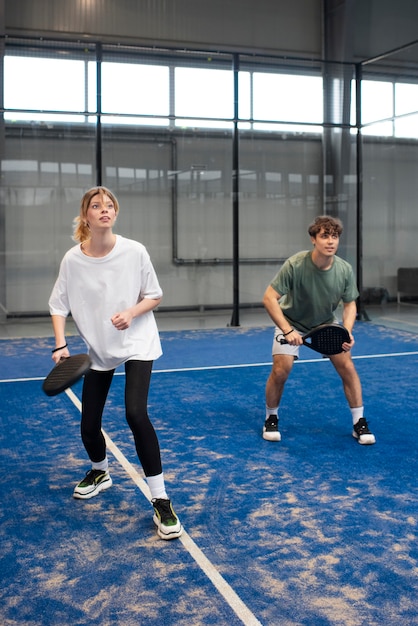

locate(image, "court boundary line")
[[378, 315, 418, 328], [64, 388, 264, 626], [1, 350, 418, 384], [151, 350, 418, 374]]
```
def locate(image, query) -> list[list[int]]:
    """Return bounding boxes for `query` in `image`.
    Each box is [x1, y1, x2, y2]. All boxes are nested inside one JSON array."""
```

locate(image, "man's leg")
[[329, 352, 375, 444], [329, 351, 362, 407], [263, 354, 294, 441]]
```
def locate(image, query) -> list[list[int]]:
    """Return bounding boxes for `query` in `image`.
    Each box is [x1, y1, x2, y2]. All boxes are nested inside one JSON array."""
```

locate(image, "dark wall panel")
[[4, 0, 322, 56]]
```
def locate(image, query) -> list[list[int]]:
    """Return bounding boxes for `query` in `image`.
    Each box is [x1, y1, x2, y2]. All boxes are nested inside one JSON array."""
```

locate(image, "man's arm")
[[341, 300, 357, 333], [263, 285, 301, 345], [341, 300, 357, 350]]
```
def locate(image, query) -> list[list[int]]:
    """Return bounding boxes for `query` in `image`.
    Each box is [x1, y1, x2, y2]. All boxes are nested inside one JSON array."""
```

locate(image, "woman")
[[49, 186, 182, 540]]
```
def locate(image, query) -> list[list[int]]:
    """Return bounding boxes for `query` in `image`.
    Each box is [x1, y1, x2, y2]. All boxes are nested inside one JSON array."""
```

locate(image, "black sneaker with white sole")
[[263, 414, 281, 441], [73, 469, 113, 499], [352, 417, 376, 445], [152, 498, 183, 540]]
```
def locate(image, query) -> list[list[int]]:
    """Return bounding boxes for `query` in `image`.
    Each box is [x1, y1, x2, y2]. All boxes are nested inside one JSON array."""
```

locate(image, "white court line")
[[151, 350, 418, 373], [65, 387, 263, 626], [379, 316, 418, 328], [1, 350, 418, 384]]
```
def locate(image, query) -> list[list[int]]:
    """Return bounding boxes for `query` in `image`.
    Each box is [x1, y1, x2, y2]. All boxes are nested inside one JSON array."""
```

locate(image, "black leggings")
[[80, 360, 162, 477]]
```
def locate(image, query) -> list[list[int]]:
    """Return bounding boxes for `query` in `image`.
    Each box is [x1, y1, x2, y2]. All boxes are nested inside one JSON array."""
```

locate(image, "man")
[[262, 215, 375, 445]]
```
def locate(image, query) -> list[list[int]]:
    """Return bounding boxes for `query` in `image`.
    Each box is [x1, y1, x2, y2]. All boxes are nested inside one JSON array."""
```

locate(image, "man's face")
[[311, 227, 339, 257]]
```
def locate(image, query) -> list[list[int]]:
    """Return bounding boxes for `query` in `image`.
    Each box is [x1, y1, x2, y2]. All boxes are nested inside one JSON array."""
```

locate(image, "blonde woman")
[[49, 186, 182, 540]]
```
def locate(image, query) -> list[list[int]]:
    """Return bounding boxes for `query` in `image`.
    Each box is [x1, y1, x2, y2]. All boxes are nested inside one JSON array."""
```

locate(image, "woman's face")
[[86, 193, 117, 233]]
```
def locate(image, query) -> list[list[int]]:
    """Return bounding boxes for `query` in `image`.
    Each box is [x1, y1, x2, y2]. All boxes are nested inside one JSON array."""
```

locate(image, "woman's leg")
[[81, 368, 114, 462], [124, 360, 162, 477], [125, 360, 183, 539]]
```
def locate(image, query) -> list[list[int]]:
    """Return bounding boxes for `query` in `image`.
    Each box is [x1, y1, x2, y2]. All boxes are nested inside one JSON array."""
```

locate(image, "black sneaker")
[[152, 498, 183, 540], [352, 417, 376, 445], [73, 469, 113, 499], [263, 414, 281, 441]]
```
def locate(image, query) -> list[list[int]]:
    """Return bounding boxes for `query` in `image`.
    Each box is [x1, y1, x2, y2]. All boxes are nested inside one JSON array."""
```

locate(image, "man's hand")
[[284, 329, 303, 346], [342, 332, 355, 352]]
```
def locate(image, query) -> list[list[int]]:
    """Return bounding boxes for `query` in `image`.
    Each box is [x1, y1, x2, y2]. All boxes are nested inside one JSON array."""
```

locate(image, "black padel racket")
[[279, 323, 350, 355], [42, 354, 92, 396]]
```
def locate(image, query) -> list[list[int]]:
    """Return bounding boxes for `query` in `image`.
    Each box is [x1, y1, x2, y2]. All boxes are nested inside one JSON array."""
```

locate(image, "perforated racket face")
[[304, 325, 350, 355], [42, 354, 91, 396]]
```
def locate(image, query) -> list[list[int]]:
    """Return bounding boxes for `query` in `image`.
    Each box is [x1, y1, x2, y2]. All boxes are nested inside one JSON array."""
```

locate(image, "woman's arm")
[[51, 314, 71, 363], [110, 297, 162, 331]]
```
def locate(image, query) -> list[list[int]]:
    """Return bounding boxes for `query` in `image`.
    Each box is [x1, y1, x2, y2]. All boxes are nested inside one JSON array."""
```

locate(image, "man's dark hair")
[[308, 215, 343, 238]]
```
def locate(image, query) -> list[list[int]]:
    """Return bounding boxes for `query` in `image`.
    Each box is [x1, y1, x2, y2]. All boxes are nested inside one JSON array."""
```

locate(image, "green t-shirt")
[[270, 250, 359, 333]]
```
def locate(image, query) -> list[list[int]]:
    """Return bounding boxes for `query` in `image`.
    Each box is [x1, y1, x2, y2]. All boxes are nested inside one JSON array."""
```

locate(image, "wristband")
[[282, 329, 294, 337], [52, 343, 68, 353]]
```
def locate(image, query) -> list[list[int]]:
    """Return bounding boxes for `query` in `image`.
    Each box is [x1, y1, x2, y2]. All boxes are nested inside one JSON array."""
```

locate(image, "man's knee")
[[335, 360, 360, 385], [270, 364, 291, 386]]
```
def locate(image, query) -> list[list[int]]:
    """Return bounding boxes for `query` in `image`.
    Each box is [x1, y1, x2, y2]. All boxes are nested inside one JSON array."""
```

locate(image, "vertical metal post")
[[96, 42, 103, 186], [229, 54, 240, 327], [0, 0, 6, 322], [355, 62, 369, 321]]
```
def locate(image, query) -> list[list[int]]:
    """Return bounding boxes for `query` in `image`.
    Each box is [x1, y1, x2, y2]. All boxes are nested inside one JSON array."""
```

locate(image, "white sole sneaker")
[[73, 471, 113, 499], [262, 425, 281, 441], [352, 431, 376, 445], [152, 499, 183, 540], [153, 516, 184, 540], [352, 418, 376, 445]]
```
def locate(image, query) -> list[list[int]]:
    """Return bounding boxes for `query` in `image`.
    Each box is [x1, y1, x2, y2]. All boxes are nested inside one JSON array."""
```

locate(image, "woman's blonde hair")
[[73, 186, 120, 243]]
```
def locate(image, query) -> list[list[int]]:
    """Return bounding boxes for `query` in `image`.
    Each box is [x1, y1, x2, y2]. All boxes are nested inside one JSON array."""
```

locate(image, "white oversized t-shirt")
[[49, 235, 163, 370]]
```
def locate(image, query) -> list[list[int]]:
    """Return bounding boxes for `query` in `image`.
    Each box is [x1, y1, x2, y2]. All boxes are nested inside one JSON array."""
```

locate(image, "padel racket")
[[279, 323, 350, 355], [42, 354, 91, 396]]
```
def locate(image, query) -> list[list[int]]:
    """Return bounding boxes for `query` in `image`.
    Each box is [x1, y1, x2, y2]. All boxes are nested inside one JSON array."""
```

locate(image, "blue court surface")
[[1, 322, 417, 625]]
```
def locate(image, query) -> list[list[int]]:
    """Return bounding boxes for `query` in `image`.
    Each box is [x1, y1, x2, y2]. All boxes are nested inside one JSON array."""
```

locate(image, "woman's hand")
[[111, 310, 133, 330], [52, 345, 70, 364]]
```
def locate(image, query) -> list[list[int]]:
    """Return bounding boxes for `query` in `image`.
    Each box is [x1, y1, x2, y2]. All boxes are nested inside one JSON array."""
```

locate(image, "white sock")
[[147, 473, 168, 500], [350, 406, 364, 425], [92, 457, 109, 472], [266, 406, 279, 420]]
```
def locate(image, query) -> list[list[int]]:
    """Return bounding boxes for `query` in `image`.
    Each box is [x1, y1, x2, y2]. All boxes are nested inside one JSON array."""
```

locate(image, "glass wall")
[[3, 36, 417, 318], [359, 43, 418, 297]]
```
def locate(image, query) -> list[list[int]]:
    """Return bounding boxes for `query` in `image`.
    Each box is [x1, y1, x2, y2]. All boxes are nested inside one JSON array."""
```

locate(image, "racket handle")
[[279, 339, 288, 345]]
